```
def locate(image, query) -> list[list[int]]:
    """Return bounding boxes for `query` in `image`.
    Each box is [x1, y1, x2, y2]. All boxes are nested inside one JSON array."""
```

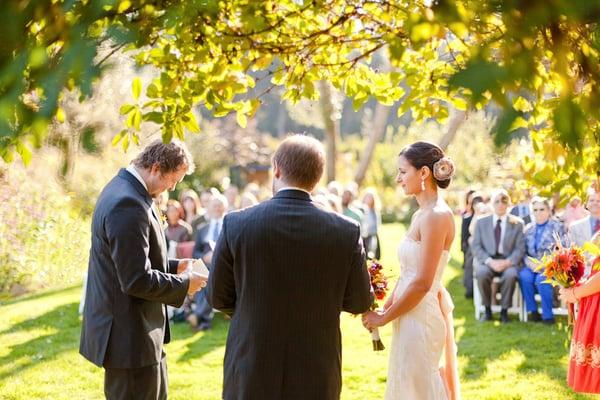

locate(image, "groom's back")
[[209, 189, 371, 400]]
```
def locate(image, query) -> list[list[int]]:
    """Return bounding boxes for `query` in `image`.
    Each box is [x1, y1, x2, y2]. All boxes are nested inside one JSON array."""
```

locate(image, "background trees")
[[2, 0, 599, 199]]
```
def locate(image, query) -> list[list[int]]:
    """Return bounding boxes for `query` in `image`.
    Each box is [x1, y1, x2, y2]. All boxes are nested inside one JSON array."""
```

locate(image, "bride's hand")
[[362, 311, 386, 331]]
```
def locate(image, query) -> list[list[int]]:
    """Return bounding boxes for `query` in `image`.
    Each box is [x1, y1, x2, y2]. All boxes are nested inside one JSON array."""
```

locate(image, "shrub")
[[0, 162, 90, 296]]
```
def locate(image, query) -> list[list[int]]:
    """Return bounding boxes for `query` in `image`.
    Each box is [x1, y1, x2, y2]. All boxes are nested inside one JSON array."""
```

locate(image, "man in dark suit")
[[472, 189, 526, 323], [80, 140, 206, 400], [189, 193, 228, 330], [207, 134, 372, 400]]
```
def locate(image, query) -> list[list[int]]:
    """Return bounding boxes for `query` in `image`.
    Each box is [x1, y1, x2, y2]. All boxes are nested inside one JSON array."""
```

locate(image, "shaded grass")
[[0, 223, 597, 399]]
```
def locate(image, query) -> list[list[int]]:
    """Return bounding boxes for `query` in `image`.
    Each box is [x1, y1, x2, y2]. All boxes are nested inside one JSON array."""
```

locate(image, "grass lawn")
[[0, 222, 597, 399]]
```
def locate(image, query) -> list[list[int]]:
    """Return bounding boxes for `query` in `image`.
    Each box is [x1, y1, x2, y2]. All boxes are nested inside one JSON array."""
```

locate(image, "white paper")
[[191, 259, 209, 279]]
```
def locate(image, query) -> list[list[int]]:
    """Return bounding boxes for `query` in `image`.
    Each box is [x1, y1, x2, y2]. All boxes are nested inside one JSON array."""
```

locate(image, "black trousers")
[[462, 248, 474, 296], [104, 354, 168, 400]]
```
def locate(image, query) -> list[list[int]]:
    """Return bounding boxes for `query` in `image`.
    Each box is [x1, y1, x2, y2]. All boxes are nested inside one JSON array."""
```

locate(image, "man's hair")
[[132, 139, 195, 174], [273, 134, 325, 189], [491, 189, 510, 204]]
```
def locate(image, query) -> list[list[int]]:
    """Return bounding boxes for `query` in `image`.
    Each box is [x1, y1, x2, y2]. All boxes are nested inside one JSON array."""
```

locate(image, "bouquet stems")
[[371, 327, 385, 351], [568, 302, 574, 326]]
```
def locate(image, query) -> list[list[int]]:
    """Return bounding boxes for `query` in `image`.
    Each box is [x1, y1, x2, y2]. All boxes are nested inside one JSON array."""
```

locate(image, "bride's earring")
[[421, 179, 425, 191]]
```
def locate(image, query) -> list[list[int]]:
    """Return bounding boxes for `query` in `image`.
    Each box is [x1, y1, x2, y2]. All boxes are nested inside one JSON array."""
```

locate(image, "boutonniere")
[[152, 203, 168, 228], [159, 210, 167, 228]]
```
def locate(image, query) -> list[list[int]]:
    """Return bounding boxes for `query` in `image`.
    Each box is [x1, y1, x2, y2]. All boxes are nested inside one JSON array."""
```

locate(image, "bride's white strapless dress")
[[385, 238, 460, 400]]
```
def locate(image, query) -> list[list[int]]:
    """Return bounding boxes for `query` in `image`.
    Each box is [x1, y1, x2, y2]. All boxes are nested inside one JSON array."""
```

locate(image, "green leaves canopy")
[[2, 0, 599, 198]]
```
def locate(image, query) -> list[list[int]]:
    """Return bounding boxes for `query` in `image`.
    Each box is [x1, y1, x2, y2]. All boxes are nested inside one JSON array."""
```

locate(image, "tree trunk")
[[319, 81, 340, 182], [354, 104, 391, 186], [439, 110, 468, 151]]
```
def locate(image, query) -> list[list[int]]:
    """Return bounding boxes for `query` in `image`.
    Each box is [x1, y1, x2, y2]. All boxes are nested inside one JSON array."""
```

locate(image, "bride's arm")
[[380, 211, 450, 324]]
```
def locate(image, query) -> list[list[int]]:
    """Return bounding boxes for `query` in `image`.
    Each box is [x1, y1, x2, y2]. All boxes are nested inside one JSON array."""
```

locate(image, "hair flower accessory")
[[433, 157, 455, 180]]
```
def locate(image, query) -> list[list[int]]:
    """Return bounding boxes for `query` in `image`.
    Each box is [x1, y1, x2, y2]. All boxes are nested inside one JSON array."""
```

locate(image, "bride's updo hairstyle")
[[399, 141, 455, 189]]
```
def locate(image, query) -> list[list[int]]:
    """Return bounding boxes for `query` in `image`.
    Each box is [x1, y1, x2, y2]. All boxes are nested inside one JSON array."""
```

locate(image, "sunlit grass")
[[0, 222, 597, 399]]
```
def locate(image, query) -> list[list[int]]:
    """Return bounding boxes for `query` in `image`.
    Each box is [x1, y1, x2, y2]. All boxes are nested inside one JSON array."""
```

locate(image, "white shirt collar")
[[277, 186, 311, 195], [125, 164, 148, 192], [493, 214, 507, 225]]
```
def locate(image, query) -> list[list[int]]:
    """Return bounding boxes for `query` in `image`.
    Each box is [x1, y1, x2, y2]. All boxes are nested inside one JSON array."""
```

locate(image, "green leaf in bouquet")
[[529, 256, 543, 272]]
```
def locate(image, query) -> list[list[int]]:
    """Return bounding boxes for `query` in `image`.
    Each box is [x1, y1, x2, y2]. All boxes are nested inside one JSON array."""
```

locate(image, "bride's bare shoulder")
[[423, 204, 454, 225]]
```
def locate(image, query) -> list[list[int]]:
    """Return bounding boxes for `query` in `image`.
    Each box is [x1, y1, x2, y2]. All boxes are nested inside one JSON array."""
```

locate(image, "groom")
[[207, 134, 372, 400], [80, 140, 206, 400]]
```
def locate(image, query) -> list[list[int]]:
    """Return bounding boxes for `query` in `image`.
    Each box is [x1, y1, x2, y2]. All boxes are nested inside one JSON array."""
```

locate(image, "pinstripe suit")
[[207, 189, 372, 400]]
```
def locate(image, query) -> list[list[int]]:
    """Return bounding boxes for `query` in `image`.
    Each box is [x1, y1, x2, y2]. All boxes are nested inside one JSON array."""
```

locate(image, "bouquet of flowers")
[[533, 233, 586, 324], [367, 259, 388, 351]]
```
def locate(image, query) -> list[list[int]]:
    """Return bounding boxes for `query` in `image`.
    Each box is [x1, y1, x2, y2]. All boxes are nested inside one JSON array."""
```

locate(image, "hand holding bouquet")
[[365, 259, 388, 351]]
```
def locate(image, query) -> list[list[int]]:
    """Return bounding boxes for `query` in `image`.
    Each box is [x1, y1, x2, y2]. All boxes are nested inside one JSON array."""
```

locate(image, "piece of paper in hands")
[[191, 259, 210, 279]]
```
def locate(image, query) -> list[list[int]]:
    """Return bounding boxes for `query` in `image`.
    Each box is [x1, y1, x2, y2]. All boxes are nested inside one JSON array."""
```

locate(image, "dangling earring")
[[421, 179, 426, 191]]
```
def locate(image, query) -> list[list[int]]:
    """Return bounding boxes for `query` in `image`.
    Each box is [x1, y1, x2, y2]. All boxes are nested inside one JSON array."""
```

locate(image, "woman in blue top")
[[520, 196, 566, 324]]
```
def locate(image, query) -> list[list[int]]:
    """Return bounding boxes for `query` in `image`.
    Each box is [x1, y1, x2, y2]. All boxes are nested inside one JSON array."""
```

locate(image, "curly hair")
[[132, 139, 195, 174]]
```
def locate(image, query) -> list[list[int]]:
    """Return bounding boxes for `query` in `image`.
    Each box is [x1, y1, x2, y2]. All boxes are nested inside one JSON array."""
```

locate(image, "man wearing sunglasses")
[[472, 189, 526, 323]]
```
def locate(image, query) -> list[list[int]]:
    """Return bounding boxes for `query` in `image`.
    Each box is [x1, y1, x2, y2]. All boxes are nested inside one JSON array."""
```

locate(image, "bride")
[[362, 141, 460, 400]]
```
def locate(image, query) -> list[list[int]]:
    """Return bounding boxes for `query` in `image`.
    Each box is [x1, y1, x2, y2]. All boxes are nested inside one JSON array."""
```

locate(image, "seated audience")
[[189, 193, 228, 331]]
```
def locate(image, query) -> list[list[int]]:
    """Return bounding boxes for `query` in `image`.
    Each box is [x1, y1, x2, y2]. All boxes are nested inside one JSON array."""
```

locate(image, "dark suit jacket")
[[207, 189, 372, 400], [80, 169, 190, 369], [192, 222, 212, 261], [460, 213, 474, 253]]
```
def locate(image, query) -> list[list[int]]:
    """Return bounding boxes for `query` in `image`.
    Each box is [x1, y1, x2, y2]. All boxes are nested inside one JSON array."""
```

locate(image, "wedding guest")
[[561, 196, 588, 228], [327, 180, 343, 197], [361, 188, 382, 260], [239, 191, 259, 209], [511, 189, 532, 225], [244, 182, 262, 202], [312, 194, 335, 212], [519, 196, 566, 324], [199, 188, 216, 210], [461, 190, 476, 295], [165, 199, 194, 323], [165, 200, 193, 248], [473, 189, 526, 323], [463, 193, 485, 298], [342, 184, 364, 224], [327, 193, 342, 213], [179, 189, 207, 235], [569, 188, 600, 247], [224, 185, 239, 212], [313, 186, 329, 196], [189, 193, 228, 331], [559, 232, 600, 394]]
